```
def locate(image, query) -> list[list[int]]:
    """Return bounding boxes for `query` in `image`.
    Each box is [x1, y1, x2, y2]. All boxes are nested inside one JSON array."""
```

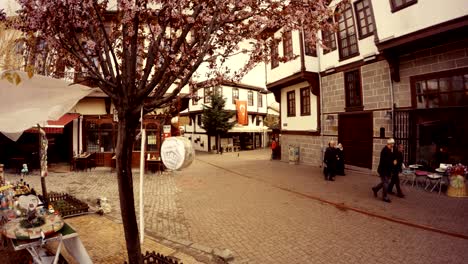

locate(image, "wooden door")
[[338, 112, 373, 169]]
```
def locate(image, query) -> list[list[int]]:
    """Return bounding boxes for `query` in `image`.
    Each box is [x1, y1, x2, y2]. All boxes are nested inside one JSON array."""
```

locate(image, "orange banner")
[[236, 100, 248, 125]]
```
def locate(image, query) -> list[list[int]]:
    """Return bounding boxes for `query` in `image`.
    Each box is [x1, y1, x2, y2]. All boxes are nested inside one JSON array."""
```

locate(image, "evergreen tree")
[[201, 91, 236, 152]]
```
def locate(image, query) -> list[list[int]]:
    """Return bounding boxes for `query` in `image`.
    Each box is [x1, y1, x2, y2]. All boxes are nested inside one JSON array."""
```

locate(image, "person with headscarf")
[[336, 143, 345, 176]]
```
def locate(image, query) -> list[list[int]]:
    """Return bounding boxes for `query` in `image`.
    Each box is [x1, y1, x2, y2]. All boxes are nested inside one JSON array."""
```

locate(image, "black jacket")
[[324, 147, 338, 167], [377, 146, 394, 177]]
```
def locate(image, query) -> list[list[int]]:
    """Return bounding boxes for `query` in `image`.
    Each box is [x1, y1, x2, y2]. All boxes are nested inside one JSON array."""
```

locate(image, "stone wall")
[[321, 72, 345, 114], [280, 134, 337, 167], [394, 37, 468, 108], [361, 60, 392, 111]]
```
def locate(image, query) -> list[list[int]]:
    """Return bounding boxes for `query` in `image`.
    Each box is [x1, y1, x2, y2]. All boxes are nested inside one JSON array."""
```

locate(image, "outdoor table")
[[425, 172, 444, 194], [73, 154, 91, 171], [10, 222, 92, 264]]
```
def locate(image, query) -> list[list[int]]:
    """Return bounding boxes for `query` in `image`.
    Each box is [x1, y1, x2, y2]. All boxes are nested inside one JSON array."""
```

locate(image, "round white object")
[[18, 195, 39, 210], [161, 137, 195, 170]]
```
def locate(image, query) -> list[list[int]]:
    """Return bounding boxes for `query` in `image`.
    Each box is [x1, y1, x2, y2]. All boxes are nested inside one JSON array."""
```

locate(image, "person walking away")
[[372, 138, 396, 203], [388, 143, 405, 198], [324, 141, 338, 181], [336, 143, 345, 176]]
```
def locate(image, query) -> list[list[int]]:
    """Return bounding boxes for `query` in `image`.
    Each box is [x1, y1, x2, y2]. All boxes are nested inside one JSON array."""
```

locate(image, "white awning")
[[0, 71, 95, 141]]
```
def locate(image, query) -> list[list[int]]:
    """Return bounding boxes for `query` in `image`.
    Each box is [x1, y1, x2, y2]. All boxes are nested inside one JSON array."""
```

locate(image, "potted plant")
[[446, 164, 468, 197]]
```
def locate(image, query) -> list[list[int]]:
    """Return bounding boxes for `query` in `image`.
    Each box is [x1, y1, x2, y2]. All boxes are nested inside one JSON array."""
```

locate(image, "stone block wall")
[[280, 134, 337, 167], [322, 72, 345, 114], [394, 38, 468, 108], [361, 60, 392, 111]]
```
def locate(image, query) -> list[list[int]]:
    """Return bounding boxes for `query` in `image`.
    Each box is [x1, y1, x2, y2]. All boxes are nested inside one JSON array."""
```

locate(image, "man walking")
[[324, 140, 338, 181], [388, 143, 405, 198], [372, 138, 396, 203]]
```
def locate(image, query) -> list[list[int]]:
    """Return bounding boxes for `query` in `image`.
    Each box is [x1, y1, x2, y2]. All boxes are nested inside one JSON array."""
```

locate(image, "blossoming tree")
[[15, 0, 338, 262]]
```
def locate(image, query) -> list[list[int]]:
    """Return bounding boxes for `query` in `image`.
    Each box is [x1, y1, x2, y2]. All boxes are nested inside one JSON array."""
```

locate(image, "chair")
[[87, 153, 97, 171], [425, 173, 444, 194]]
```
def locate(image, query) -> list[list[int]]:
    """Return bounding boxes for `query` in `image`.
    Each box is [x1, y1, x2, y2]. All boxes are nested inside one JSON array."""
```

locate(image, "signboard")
[[163, 125, 171, 138], [235, 100, 248, 125], [161, 137, 195, 170]]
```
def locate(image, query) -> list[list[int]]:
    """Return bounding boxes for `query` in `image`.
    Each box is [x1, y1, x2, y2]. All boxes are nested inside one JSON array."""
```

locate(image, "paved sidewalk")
[[3, 149, 468, 263], [196, 149, 468, 237]]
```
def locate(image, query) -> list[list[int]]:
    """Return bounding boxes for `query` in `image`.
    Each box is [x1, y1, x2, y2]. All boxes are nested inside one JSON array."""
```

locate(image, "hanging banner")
[[235, 100, 248, 125]]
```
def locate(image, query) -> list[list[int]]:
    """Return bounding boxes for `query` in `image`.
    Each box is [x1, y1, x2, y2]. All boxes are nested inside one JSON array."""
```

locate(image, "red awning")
[[24, 113, 80, 134]]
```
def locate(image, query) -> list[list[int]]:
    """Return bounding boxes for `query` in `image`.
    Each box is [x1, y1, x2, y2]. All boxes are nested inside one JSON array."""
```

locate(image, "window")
[[197, 114, 202, 126], [287, 91, 296, 117], [134, 123, 160, 151], [304, 29, 317, 56], [321, 30, 336, 54], [248, 91, 254, 106], [390, 0, 417, 12], [354, 0, 374, 39], [336, 3, 359, 60], [271, 41, 279, 69], [257, 92, 263, 107], [413, 69, 468, 109], [192, 92, 198, 105], [146, 123, 158, 152], [283, 31, 293, 60], [85, 121, 116, 153], [344, 70, 363, 110], [232, 88, 239, 104], [204, 87, 212, 103], [215, 86, 222, 95], [300, 88, 311, 116]]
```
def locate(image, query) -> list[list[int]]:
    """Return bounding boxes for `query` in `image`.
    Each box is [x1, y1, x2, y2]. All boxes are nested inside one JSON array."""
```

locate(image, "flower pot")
[[447, 175, 468, 197]]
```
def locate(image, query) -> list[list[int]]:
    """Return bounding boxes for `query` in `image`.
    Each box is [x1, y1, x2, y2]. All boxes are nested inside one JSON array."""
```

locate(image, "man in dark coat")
[[324, 140, 338, 181], [372, 138, 396, 203], [388, 143, 405, 198]]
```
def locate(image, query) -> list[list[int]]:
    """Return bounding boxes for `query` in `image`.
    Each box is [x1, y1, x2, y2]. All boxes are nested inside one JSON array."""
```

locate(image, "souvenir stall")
[[0, 71, 95, 263]]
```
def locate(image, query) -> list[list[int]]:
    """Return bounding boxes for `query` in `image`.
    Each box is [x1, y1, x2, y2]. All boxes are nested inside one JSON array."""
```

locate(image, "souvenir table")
[[0, 195, 92, 264]]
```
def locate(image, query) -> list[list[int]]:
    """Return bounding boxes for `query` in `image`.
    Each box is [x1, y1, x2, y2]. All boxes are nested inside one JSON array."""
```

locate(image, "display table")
[[11, 222, 92, 264]]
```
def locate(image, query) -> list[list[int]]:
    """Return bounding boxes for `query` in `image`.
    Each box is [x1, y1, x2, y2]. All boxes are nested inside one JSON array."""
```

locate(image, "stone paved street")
[[4, 149, 468, 263]]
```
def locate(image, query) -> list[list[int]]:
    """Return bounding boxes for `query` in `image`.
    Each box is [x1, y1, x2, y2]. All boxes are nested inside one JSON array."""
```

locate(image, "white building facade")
[[181, 83, 269, 152], [267, 0, 468, 171]]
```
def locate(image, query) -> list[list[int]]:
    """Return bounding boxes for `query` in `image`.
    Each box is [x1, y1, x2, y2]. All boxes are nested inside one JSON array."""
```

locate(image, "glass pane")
[[364, 0, 369, 7], [394, 0, 403, 7], [465, 74, 468, 89], [101, 131, 113, 152], [346, 18, 353, 27], [368, 24, 374, 32], [356, 2, 363, 10], [439, 77, 450, 92], [351, 45, 358, 54], [427, 79, 438, 91], [341, 39, 348, 47], [439, 93, 450, 107], [147, 132, 158, 151], [427, 94, 439, 108], [87, 131, 99, 153], [453, 76, 463, 91]]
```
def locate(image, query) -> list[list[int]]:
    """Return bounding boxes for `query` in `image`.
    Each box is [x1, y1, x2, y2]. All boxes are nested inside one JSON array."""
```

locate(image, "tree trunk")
[[115, 111, 142, 264]]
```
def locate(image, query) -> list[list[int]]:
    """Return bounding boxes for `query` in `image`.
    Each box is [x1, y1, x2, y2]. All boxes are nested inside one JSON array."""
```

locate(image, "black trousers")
[[373, 174, 390, 199], [325, 164, 336, 180], [388, 172, 403, 194]]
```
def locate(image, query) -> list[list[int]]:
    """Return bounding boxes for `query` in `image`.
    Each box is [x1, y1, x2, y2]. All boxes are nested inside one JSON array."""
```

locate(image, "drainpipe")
[[388, 67, 395, 138], [317, 40, 325, 165]]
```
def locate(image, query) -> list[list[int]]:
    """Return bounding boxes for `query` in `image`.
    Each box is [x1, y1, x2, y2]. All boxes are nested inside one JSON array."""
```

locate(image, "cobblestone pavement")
[[4, 149, 468, 264]]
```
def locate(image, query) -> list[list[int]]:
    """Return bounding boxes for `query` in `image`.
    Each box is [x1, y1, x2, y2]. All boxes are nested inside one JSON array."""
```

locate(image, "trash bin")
[[288, 145, 299, 164]]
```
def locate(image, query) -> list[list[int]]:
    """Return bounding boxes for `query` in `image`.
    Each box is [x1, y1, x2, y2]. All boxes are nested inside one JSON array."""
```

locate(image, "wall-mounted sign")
[[163, 125, 171, 138], [113, 109, 118, 122]]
